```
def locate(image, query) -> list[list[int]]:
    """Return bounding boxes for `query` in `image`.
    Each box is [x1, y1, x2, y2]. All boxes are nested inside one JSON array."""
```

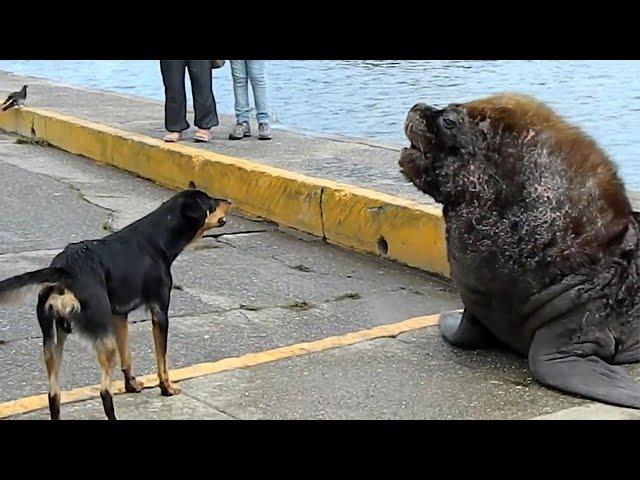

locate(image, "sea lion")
[[399, 93, 640, 408]]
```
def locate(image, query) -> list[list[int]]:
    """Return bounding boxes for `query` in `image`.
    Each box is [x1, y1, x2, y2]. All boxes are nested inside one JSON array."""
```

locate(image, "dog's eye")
[[442, 118, 455, 129]]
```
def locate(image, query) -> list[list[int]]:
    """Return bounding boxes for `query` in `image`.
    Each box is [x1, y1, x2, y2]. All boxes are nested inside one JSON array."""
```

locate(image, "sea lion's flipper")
[[612, 342, 640, 365], [529, 323, 640, 409], [440, 309, 499, 349]]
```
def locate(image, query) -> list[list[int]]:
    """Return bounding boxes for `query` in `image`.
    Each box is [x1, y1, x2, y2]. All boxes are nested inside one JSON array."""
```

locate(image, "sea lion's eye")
[[442, 117, 456, 129]]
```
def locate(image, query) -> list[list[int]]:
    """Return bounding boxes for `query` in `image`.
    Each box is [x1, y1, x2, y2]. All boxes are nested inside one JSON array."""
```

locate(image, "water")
[[1, 60, 639, 188]]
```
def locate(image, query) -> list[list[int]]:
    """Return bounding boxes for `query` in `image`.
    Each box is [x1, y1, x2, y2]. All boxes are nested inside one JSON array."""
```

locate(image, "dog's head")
[[180, 181, 232, 242]]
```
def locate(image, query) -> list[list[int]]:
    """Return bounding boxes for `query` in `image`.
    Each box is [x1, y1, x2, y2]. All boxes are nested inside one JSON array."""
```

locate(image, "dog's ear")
[[188, 181, 197, 190], [181, 198, 207, 222]]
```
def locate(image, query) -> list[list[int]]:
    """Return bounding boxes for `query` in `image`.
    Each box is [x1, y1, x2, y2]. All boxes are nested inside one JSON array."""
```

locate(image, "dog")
[[0, 181, 231, 420]]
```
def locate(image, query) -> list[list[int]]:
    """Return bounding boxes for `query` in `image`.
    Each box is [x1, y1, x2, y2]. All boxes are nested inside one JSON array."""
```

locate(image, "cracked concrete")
[[319, 186, 327, 240], [0, 131, 461, 404], [1, 131, 637, 419], [66, 182, 116, 214]]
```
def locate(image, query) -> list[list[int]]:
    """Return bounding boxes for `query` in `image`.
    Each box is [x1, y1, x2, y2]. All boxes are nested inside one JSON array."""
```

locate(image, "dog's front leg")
[[150, 305, 181, 396]]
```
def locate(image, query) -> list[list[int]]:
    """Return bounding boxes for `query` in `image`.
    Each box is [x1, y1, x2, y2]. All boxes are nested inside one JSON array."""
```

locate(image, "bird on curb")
[[2, 85, 27, 111]]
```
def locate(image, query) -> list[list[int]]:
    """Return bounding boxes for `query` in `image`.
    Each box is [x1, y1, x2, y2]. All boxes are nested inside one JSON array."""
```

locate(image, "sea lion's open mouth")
[[399, 103, 442, 189], [399, 144, 429, 183], [405, 131, 434, 155]]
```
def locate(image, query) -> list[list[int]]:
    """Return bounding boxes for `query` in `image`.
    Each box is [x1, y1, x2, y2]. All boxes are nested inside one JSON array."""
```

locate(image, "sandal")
[[193, 129, 211, 142], [163, 132, 182, 142]]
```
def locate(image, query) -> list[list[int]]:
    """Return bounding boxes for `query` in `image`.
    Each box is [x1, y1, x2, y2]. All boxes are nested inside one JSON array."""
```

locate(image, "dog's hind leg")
[[44, 330, 67, 420], [150, 304, 181, 397], [113, 314, 144, 393], [37, 287, 67, 420], [43, 328, 67, 420], [77, 289, 120, 419], [95, 337, 118, 420]]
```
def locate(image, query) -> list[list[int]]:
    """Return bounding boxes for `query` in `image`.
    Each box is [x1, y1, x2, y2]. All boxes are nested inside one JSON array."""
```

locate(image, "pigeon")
[[2, 85, 27, 111]]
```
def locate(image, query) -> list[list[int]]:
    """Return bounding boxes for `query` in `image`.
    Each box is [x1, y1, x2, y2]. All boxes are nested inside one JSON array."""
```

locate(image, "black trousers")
[[160, 60, 219, 132]]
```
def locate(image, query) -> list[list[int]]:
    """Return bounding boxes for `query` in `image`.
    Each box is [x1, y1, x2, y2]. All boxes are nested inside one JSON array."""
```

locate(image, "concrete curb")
[[0, 107, 450, 278]]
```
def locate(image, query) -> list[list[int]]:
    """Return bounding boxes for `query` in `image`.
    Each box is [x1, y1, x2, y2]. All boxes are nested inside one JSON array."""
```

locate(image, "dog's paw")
[[125, 377, 144, 393], [160, 382, 181, 397]]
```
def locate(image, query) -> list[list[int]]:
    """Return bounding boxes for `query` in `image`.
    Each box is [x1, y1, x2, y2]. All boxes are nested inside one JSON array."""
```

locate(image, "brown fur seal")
[[399, 93, 639, 408]]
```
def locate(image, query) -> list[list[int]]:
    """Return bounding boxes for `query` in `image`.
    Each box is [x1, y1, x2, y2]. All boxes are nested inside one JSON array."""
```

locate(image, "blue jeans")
[[230, 60, 270, 124]]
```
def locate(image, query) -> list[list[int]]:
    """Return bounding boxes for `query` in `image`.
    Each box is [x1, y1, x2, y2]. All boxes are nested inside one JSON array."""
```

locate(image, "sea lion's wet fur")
[[400, 93, 640, 407]]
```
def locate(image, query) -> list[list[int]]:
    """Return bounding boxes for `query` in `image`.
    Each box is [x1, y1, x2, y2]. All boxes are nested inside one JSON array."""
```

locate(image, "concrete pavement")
[[0, 131, 638, 419]]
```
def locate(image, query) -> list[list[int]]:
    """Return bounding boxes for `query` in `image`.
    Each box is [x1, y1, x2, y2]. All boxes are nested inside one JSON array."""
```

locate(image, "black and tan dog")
[[0, 181, 231, 420]]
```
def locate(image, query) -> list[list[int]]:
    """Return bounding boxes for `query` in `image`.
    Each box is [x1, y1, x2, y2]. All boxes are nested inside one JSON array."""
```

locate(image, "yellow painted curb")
[[322, 185, 449, 277], [0, 107, 449, 277], [0, 311, 452, 419]]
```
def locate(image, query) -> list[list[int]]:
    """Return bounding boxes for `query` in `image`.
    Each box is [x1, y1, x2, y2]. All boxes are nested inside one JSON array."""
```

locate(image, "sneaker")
[[229, 122, 251, 140], [258, 122, 272, 140]]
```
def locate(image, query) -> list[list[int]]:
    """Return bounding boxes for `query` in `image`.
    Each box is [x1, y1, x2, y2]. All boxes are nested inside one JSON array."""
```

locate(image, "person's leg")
[[186, 60, 219, 142], [246, 60, 271, 140], [160, 60, 189, 141], [229, 60, 252, 140]]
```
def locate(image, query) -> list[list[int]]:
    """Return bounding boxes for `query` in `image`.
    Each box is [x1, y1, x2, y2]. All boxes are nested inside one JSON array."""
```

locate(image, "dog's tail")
[[0, 267, 73, 306]]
